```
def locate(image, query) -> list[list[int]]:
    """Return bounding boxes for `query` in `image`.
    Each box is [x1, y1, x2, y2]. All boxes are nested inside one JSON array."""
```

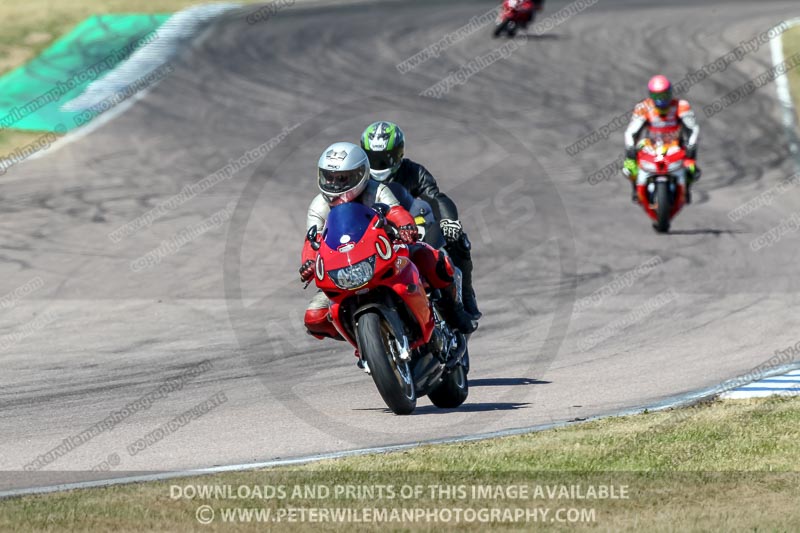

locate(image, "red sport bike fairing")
[[494, 0, 539, 38], [305, 202, 469, 415], [635, 138, 688, 233]]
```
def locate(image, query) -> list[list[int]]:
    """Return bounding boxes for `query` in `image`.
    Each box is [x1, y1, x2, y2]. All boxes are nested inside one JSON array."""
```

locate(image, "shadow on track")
[[354, 402, 531, 415], [469, 377, 550, 387], [414, 402, 531, 414], [668, 229, 745, 236], [526, 34, 562, 41]]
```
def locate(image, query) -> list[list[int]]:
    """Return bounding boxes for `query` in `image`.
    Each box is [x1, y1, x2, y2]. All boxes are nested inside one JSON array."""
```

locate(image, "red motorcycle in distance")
[[635, 139, 688, 233], [305, 202, 469, 415], [493, 0, 540, 38]]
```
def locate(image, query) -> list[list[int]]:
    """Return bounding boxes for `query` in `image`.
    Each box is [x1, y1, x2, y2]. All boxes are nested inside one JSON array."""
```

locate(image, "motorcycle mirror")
[[372, 203, 391, 218], [306, 226, 320, 251], [372, 203, 391, 228]]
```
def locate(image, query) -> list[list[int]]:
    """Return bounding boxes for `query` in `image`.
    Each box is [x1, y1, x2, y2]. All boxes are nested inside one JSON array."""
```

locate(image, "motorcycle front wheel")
[[654, 181, 672, 233], [507, 21, 518, 37], [493, 20, 510, 37], [357, 311, 416, 415]]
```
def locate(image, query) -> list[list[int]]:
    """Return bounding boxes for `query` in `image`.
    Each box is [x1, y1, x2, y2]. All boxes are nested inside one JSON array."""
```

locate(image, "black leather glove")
[[299, 259, 315, 283], [439, 219, 463, 243]]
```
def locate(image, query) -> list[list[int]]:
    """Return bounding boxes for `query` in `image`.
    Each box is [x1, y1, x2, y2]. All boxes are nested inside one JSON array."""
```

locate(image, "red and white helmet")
[[648, 75, 673, 112]]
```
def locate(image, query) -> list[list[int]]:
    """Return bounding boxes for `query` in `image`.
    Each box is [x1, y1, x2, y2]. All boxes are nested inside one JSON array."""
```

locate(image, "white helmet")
[[317, 142, 370, 205]]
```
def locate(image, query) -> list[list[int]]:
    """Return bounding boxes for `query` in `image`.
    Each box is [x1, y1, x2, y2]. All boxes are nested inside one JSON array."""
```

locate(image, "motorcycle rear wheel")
[[357, 311, 416, 415], [428, 364, 468, 409]]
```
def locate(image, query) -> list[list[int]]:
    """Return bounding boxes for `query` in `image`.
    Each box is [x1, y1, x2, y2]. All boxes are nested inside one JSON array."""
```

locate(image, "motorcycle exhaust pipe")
[[413, 353, 445, 395], [445, 332, 467, 370]]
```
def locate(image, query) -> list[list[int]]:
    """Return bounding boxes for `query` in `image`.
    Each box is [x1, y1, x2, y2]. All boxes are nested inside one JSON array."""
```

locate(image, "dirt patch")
[[0, 46, 32, 73], [23, 32, 53, 46]]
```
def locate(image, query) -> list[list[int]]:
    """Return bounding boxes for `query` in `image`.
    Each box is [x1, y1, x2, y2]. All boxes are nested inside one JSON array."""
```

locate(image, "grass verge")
[[0, 131, 60, 161], [0, 0, 273, 156], [0, 0, 272, 76], [786, 24, 800, 126], [1, 396, 799, 531]]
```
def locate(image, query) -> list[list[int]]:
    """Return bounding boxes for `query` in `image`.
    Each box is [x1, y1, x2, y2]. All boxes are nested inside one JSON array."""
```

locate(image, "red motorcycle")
[[635, 139, 688, 233], [305, 202, 469, 415], [493, 0, 540, 38]]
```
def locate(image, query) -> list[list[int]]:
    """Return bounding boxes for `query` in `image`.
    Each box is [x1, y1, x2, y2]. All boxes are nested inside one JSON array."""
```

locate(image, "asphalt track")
[[1, 0, 800, 491]]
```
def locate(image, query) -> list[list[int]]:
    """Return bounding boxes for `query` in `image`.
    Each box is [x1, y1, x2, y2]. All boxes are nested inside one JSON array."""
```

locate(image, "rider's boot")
[[684, 159, 700, 205], [304, 307, 344, 340], [623, 157, 639, 204], [446, 234, 482, 320], [439, 281, 478, 334]]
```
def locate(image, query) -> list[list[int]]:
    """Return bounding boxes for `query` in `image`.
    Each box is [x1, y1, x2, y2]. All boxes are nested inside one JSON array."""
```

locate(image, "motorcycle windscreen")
[[323, 202, 376, 250]]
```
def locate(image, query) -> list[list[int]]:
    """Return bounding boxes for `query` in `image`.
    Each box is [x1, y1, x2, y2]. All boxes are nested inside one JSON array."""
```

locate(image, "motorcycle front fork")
[[637, 170, 687, 203]]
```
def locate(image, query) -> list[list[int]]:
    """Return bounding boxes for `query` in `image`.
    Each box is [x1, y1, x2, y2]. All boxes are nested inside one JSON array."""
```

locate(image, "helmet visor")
[[318, 165, 366, 195], [366, 150, 397, 172], [651, 91, 672, 109]]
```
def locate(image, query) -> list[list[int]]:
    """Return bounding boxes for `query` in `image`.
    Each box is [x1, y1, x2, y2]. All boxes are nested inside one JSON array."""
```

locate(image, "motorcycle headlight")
[[640, 161, 657, 172], [329, 255, 376, 290], [667, 161, 683, 172]]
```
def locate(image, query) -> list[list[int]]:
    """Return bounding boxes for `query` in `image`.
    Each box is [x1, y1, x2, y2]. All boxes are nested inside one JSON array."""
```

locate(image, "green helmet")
[[360, 121, 405, 182]]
